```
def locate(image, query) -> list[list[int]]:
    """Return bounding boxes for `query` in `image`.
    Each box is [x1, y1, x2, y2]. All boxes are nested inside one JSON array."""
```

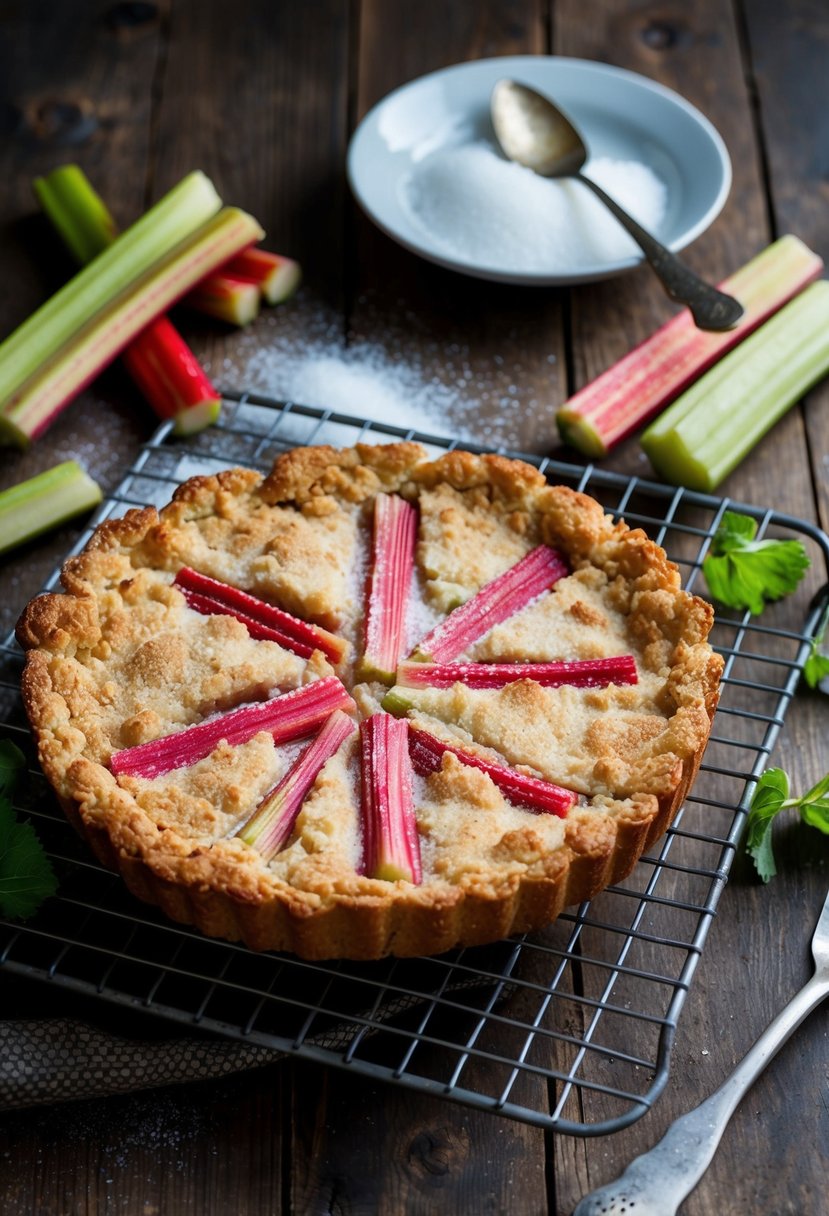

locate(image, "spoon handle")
[[576, 173, 744, 332]]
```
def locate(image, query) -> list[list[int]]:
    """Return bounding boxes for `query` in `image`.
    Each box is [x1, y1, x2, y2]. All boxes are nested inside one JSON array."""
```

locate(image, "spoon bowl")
[[491, 79, 744, 331]]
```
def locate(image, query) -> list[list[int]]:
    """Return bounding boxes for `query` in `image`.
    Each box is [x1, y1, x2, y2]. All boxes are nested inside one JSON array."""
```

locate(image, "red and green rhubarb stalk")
[[0, 461, 102, 555], [173, 567, 347, 663], [0, 171, 263, 447], [556, 236, 824, 458], [407, 726, 576, 818], [236, 710, 355, 859], [35, 165, 222, 434], [412, 546, 568, 663], [184, 273, 262, 326], [357, 494, 417, 682], [360, 714, 421, 884], [641, 280, 829, 491], [220, 248, 302, 305], [110, 676, 354, 779], [395, 654, 637, 689]]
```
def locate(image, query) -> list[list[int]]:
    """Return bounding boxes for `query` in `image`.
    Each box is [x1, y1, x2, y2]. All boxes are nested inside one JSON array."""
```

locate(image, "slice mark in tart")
[[236, 709, 356, 860], [407, 724, 576, 818], [411, 544, 568, 663], [173, 566, 347, 663], [357, 493, 418, 684], [360, 713, 422, 884], [110, 676, 355, 779], [395, 655, 638, 690]]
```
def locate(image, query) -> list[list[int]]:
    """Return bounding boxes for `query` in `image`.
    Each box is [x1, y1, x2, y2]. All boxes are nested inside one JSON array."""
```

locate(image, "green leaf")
[[0, 797, 58, 920], [803, 605, 829, 689], [800, 802, 829, 834], [703, 512, 810, 615], [745, 768, 789, 883], [0, 739, 25, 799]]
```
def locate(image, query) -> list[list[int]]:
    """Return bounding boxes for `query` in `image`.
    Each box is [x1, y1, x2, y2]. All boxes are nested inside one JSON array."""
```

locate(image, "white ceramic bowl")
[[347, 56, 732, 285]]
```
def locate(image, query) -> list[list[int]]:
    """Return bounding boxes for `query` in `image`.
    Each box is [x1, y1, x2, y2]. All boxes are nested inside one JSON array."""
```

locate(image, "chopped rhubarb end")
[[110, 676, 355, 780], [396, 655, 637, 690], [357, 494, 417, 684], [121, 317, 221, 433], [173, 567, 347, 664], [556, 235, 824, 456], [412, 546, 568, 663], [379, 690, 414, 718], [236, 710, 355, 860], [360, 714, 422, 884], [224, 248, 302, 304], [184, 273, 261, 326], [408, 726, 576, 818]]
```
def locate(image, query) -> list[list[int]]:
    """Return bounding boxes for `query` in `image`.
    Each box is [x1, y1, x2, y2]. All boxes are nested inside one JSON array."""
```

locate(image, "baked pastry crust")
[[17, 445, 723, 960]]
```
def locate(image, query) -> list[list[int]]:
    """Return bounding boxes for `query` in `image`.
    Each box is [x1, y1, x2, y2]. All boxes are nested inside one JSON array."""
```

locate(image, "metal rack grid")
[[2, 391, 827, 1136]]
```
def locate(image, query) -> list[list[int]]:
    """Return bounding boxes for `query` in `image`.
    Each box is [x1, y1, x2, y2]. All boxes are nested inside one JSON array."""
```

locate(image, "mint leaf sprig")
[[746, 767, 829, 882], [803, 601, 829, 689], [0, 737, 59, 920], [703, 511, 810, 615]]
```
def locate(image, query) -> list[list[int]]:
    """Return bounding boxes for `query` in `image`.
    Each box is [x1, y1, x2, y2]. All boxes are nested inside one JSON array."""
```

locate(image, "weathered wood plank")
[[347, 0, 567, 457], [742, 0, 829, 533], [0, 0, 167, 637]]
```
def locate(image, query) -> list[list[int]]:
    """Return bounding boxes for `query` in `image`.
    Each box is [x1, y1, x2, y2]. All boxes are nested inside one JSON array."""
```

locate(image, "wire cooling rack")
[[2, 392, 828, 1136]]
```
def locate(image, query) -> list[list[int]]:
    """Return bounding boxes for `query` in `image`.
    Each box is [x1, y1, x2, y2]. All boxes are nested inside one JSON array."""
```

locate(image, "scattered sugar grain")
[[403, 142, 666, 271]]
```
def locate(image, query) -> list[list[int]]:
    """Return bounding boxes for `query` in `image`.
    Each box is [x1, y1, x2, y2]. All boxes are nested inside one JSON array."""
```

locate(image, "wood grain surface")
[[1, 1, 828, 1214]]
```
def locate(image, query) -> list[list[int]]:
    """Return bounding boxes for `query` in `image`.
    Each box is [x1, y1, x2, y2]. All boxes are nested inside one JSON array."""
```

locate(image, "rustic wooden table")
[[1, 2, 828, 1213]]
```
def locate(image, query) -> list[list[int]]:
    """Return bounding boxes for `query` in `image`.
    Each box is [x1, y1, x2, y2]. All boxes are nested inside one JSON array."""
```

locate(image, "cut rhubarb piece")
[[641, 281, 829, 491], [360, 714, 421, 884], [0, 461, 102, 555], [34, 166, 222, 437], [222, 248, 302, 304], [110, 676, 354, 779], [396, 655, 637, 689], [556, 236, 824, 457], [173, 567, 347, 663], [0, 201, 263, 447], [412, 546, 568, 663], [357, 494, 417, 683], [184, 273, 261, 326], [407, 726, 576, 818], [236, 710, 355, 860]]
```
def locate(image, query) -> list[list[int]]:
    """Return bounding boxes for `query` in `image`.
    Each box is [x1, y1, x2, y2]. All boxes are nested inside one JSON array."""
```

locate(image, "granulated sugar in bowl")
[[403, 143, 666, 274]]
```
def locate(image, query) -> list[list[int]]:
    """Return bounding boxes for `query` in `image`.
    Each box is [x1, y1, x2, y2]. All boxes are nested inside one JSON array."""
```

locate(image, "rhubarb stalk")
[[412, 546, 568, 663], [556, 236, 824, 457], [0, 202, 264, 446], [641, 281, 829, 491], [0, 461, 102, 555], [110, 676, 354, 779], [357, 494, 417, 682], [360, 714, 421, 884], [236, 710, 355, 860], [407, 726, 576, 817], [173, 567, 347, 663], [395, 655, 637, 690], [34, 165, 221, 436]]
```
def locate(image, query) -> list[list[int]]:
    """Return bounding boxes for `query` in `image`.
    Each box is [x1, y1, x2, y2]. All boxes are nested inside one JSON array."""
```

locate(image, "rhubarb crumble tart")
[[17, 444, 723, 960]]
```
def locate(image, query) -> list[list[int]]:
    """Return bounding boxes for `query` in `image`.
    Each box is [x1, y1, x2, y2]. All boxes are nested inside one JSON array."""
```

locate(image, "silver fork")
[[573, 884, 829, 1216]]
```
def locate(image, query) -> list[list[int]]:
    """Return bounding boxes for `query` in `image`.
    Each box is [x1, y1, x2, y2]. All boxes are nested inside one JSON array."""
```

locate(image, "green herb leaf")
[[745, 767, 789, 882], [799, 772, 829, 835], [0, 795, 58, 920], [803, 604, 829, 689], [703, 512, 810, 615], [0, 739, 25, 799]]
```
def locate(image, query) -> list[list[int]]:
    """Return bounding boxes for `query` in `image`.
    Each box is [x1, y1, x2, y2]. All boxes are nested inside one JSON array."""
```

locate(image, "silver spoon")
[[573, 880, 829, 1216], [491, 80, 744, 331]]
